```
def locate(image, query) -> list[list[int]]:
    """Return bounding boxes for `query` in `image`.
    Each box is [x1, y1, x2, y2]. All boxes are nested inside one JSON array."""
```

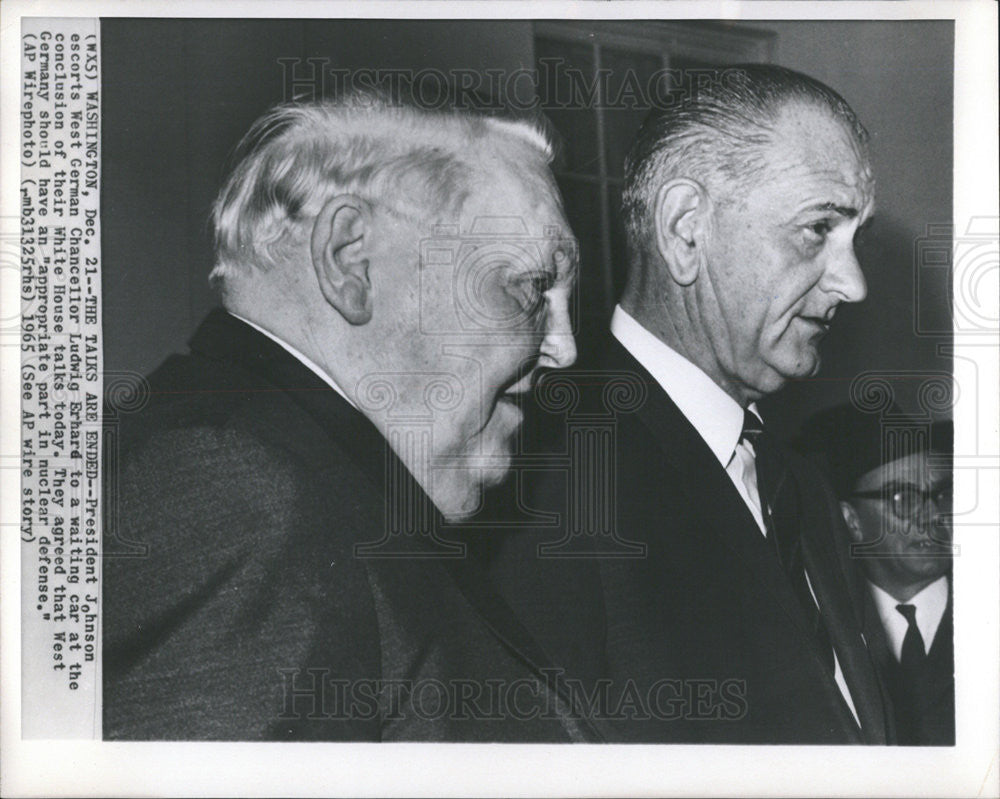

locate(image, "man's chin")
[[771, 346, 822, 385], [902, 539, 954, 568], [438, 490, 484, 522], [430, 406, 521, 518], [430, 448, 514, 520], [427, 468, 485, 520], [466, 449, 514, 488]]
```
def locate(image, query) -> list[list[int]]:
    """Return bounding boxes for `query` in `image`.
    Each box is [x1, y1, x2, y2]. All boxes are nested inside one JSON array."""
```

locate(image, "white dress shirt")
[[229, 312, 357, 409], [610, 304, 860, 727], [869, 575, 950, 662], [611, 305, 766, 531]]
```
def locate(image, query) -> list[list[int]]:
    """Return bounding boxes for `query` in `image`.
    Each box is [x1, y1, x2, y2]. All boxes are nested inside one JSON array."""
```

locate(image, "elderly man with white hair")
[[102, 92, 587, 741]]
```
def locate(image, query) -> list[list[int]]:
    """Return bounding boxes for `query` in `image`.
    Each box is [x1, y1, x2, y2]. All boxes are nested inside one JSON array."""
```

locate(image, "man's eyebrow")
[[807, 202, 860, 218]]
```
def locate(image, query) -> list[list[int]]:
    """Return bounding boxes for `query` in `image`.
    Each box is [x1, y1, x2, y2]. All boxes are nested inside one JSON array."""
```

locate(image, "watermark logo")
[[277, 668, 748, 725], [530, 369, 648, 558], [914, 217, 999, 337], [279, 60, 744, 112]]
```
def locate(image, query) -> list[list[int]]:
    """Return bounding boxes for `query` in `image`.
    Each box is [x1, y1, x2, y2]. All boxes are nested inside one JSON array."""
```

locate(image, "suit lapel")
[[797, 479, 887, 742], [188, 309, 389, 486], [191, 310, 603, 741], [393, 466, 605, 741], [603, 341, 837, 653], [600, 338, 871, 741], [438, 551, 605, 742]]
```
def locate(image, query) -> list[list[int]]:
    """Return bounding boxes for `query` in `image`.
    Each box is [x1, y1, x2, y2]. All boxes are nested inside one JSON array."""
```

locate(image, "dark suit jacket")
[[490, 337, 892, 743], [863, 581, 954, 745], [102, 309, 601, 742]]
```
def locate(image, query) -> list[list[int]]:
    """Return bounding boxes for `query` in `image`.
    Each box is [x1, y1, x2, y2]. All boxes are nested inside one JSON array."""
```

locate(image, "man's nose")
[[822, 243, 868, 304], [537, 293, 577, 369]]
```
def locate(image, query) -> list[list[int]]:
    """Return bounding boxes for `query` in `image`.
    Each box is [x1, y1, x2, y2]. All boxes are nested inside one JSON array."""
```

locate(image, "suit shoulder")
[[119, 423, 306, 514], [115, 351, 271, 441], [103, 423, 383, 731], [111, 416, 381, 570]]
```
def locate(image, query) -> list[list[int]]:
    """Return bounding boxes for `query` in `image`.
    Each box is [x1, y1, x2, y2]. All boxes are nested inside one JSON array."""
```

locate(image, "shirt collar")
[[611, 304, 753, 467], [868, 575, 950, 659], [228, 312, 357, 409]]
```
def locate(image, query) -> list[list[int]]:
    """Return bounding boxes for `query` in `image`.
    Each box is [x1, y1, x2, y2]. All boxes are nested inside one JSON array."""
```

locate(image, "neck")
[[226, 291, 359, 402], [619, 292, 758, 408], [227, 283, 480, 521]]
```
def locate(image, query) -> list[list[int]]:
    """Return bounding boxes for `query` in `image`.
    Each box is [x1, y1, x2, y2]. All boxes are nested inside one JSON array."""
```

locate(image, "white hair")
[[209, 91, 553, 291]]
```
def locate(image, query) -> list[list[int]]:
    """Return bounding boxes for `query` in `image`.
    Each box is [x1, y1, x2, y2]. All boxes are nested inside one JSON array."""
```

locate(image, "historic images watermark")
[[280, 59, 745, 111], [278, 669, 748, 724]]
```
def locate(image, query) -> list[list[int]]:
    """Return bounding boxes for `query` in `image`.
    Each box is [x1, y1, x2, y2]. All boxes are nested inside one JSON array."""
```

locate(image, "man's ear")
[[311, 194, 374, 325], [840, 500, 865, 543], [652, 179, 708, 286]]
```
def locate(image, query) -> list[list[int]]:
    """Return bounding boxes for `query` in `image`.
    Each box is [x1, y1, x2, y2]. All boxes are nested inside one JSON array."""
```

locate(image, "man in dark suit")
[[491, 64, 892, 743], [798, 405, 954, 745], [102, 92, 593, 741]]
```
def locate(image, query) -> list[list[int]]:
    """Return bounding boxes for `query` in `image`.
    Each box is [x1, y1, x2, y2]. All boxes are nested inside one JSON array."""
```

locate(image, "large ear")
[[840, 500, 865, 543], [652, 178, 708, 286], [311, 194, 374, 325]]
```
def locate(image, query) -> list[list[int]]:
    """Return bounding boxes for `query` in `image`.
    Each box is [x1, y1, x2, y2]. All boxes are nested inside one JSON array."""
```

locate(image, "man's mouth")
[[906, 535, 953, 554], [496, 390, 527, 416], [798, 313, 834, 335], [501, 365, 541, 404]]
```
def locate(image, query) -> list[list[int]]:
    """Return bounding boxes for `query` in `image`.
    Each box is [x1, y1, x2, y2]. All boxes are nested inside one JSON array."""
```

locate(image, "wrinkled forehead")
[[757, 102, 875, 208], [459, 155, 574, 246]]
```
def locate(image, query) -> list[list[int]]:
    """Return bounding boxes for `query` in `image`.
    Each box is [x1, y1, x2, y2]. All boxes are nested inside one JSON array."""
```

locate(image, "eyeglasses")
[[852, 480, 953, 522]]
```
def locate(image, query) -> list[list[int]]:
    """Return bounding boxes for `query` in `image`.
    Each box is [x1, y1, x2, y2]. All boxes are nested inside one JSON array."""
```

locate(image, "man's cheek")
[[780, 322, 820, 363], [494, 397, 524, 431], [759, 321, 798, 364]]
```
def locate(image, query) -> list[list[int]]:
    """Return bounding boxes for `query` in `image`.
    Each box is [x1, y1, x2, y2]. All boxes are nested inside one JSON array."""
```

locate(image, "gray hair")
[[210, 90, 554, 290], [621, 63, 870, 268]]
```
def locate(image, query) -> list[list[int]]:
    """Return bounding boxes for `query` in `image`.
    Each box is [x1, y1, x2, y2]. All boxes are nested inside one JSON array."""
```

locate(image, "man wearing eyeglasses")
[[797, 405, 954, 745]]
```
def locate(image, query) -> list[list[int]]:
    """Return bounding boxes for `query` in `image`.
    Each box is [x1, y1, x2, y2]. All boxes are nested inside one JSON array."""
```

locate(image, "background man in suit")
[[493, 64, 891, 743], [102, 92, 590, 741], [797, 405, 954, 745]]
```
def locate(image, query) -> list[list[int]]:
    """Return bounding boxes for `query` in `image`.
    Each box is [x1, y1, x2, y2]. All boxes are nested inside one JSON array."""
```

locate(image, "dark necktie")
[[741, 410, 834, 672], [892, 603, 931, 744], [896, 604, 926, 671]]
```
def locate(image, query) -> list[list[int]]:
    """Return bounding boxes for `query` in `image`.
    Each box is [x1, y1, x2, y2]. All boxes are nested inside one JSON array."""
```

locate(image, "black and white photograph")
[[1, 1, 997, 796]]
